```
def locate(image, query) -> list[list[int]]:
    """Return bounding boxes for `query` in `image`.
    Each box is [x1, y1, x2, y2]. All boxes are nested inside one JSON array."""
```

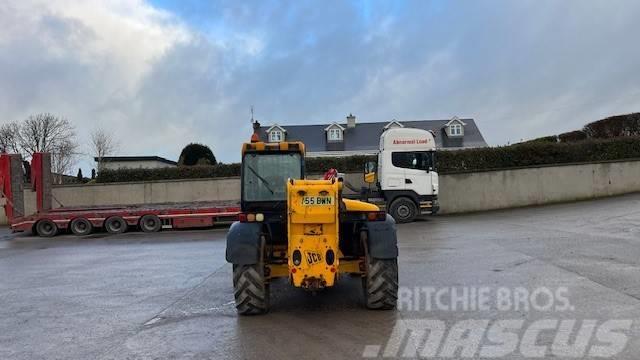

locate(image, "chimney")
[[347, 113, 356, 129]]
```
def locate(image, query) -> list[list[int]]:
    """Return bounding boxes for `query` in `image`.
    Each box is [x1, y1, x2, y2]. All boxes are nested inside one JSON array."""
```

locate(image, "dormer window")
[[384, 120, 404, 130], [324, 122, 345, 142], [269, 130, 283, 142], [444, 117, 466, 137], [266, 124, 286, 143], [328, 128, 342, 141], [450, 123, 462, 136]]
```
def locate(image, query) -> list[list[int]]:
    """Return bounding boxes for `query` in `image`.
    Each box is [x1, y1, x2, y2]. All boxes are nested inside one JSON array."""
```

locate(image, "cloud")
[[1, 0, 640, 172]]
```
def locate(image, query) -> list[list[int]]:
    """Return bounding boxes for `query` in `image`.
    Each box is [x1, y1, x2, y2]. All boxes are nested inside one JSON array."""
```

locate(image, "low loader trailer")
[[1, 152, 239, 237]]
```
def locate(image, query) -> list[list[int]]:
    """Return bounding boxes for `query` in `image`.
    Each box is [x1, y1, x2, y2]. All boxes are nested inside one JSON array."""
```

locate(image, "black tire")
[[233, 264, 269, 315], [139, 214, 161, 233], [362, 232, 398, 310], [388, 197, 418, 223], [104, 216, 127, 234], [232, 236, 269, 315], [70, 218, 93, 236], [36, 219, 57, 238]]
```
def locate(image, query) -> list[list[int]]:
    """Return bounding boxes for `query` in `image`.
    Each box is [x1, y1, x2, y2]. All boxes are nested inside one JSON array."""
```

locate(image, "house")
[[95, 156, 177, 170], [258, 114, 488, 157]]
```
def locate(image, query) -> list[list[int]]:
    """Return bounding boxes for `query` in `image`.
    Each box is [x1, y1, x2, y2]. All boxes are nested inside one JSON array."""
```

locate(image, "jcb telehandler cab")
[[226, 139, 399, 315]]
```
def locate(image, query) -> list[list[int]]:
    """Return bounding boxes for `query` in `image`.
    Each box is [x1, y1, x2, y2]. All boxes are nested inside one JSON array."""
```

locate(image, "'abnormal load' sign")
[[393, 138, 430, 145]]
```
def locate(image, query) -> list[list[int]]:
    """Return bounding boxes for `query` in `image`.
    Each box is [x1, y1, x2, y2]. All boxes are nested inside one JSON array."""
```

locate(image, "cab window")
[[242, 153, 302, 201], [391, 151, 435, 171]]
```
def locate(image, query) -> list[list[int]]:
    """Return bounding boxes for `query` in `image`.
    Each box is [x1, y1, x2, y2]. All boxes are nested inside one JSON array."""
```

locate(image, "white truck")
[[340, 127, 439, 223]]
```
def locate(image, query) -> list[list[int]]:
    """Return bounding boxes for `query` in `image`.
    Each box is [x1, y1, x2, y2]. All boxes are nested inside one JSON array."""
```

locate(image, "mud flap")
[[225, 222, 263, 265], [365, 214, 399, 259]]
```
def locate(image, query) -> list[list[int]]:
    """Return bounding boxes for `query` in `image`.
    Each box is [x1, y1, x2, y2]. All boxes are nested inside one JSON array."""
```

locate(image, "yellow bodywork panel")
[[343, 198, 380, 212], [287, 179, 341, 289], [242, 141, 305, 155]]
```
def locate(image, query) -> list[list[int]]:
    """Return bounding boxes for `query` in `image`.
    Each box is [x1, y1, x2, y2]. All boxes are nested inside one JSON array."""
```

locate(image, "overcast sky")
[[1, 0, 639, 171]]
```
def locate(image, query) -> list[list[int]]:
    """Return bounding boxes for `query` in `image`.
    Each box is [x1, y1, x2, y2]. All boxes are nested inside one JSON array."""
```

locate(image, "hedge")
[[558, 130, 587, 143], [96, 137, 640, 183], [305, 155, 375, 173], [96, 163, 240, 183], [437, 137, 640, 173]]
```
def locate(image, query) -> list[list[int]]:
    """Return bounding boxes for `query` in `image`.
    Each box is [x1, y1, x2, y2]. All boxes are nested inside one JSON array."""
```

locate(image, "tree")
[[583, 113, 640, 139], [0, 122, 21, 154], [90, 127, 119, 171], [18, 113, 78, 183], [178, 143, 216, 166], [77, 168, 83, 182]]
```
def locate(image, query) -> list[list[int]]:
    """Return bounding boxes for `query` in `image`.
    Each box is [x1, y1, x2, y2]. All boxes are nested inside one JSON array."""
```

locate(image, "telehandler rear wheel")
[[362, 233, 399, 310], [232, 237, 269, 315]]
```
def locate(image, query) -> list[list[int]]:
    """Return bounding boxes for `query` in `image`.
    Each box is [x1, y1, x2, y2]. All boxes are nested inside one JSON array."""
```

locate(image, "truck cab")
[[366, 127, 439, 223]]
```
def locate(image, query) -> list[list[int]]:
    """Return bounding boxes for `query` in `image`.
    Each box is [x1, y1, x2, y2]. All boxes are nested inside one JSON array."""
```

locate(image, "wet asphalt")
[[2, 194, 640, 359]]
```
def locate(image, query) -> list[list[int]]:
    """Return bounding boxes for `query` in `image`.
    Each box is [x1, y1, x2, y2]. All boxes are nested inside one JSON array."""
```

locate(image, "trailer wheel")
[[70, 218, 93, 236], [104, 216, 127, 234], [232, 237, 269, 315], [139, 215, 161, 233], [389, 197, 418, 223], [36, 219, 58, 238], [362, 232, 398, 310]]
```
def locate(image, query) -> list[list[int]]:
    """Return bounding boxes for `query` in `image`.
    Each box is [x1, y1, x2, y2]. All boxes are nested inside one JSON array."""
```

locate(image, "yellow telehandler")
[[226, 134, 399, 315]]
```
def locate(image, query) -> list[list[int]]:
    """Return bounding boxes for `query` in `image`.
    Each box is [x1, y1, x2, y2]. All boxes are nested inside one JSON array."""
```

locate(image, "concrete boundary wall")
[[438, 160, 640, 214], [2, 160, 640, 225]]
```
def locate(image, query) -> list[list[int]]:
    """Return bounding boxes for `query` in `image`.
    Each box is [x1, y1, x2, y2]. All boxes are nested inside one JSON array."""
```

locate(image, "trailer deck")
[[1, 152, 240, 237], [11, 200, 240, 234]]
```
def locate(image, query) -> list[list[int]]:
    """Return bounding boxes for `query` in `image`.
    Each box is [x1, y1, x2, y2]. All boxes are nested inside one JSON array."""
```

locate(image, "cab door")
[[380, 151, 405, 190]]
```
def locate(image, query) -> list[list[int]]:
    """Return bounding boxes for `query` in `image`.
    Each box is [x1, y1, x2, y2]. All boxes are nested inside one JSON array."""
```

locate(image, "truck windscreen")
[[391, 151, 436, 171], [242, 153, 302, 201]]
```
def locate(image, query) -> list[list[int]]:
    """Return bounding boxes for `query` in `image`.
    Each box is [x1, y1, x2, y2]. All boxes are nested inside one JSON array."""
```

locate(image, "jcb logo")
[[305, 251, 323, 265]]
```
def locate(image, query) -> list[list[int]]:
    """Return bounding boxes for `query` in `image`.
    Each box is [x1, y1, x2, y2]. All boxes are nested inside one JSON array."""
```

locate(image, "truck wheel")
[[389, 197, 418, 223], [139, 215, 161, 233], [362, 233, 398, 310], [36, 219, 58, 238], [104, 216, 127, 234], [70, 218, 93, 236], [233, 264, 269, 315]]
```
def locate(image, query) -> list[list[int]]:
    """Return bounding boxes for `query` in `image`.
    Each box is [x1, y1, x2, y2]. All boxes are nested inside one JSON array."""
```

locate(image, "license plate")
[[302, 196, 333, 206]]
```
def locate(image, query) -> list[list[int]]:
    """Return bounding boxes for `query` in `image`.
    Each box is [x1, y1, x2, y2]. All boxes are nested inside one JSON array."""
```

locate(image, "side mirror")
[[364, 161, 377, 184]]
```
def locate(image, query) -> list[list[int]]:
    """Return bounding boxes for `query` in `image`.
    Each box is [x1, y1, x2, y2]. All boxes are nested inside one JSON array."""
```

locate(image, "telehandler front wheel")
[[233, 264, 269, 315]]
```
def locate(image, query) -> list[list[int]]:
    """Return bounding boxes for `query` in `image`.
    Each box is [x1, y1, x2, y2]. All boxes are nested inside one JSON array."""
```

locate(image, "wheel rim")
[[111, 221, 121, 230], [397, 204, 410, 218], [43, 223, 53, 233], [77, 222, 86, 231]]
